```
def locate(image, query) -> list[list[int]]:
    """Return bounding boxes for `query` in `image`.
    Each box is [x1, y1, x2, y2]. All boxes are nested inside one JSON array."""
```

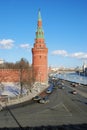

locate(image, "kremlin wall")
[[0, 69, 31, 82], [0, 69, 20, 82]]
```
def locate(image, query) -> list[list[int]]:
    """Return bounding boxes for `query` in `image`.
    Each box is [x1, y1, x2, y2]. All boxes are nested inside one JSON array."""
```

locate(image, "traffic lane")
[[63, 82, 87, 104], [53, 79, 87, 114], [12, 87, 87, 126], [2, 85, 50, 111], [63, 85, 87, 113], [66, 80, 87, 93], [3, 86, 85, 114], [75, 84, 87, 93], [10, 88, 60, 114], [0, 88, 56, 114], [50, 79, 87, 112], [50, 83, 87, 118], [0, 89, 61, 127], [67, 81, 87, 93], [62, 80, 87, 98], [57, 85, 87, 116], [0, 87, 60, 112], [2, 83, 55, 115], [0, 85, 87, 127]]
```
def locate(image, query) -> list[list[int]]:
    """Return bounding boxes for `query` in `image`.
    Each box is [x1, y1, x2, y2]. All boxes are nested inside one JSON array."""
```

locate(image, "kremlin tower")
[[32, 10, 48, 83]]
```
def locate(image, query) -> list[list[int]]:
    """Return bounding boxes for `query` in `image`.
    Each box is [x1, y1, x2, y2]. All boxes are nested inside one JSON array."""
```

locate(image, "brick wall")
[[0, 69, 32, 82]]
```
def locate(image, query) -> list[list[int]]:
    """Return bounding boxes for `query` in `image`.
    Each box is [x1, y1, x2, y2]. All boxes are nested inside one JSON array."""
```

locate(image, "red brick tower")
[[32, 10, 48, 83]]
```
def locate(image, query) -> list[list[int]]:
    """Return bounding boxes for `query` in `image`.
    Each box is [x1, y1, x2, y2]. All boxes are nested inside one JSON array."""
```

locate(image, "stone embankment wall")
[[0, 69, 31, 82]]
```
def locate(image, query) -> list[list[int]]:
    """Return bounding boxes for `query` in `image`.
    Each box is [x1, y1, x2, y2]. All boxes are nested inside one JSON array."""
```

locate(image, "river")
[[55, 72, 87, 85]]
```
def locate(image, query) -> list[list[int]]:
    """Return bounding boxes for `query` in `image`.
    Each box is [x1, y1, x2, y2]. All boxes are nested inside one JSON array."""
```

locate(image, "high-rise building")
[[0, 59, 4, 64], [32, 10, 48, 83]]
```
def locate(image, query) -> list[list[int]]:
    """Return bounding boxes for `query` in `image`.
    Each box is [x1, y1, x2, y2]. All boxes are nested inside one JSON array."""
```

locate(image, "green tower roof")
[[36, 10, 44, 39]]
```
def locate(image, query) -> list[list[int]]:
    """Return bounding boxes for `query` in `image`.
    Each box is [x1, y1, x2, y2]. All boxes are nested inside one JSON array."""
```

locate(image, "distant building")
[[0, 59, 4, 64], [85, 67, 87, 73], [82, 61, 87, 72]]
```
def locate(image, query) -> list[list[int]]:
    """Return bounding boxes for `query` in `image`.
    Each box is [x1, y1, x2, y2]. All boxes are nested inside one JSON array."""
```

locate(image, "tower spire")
[[36, 10, 44, 39], [38, 9, 42, 21]]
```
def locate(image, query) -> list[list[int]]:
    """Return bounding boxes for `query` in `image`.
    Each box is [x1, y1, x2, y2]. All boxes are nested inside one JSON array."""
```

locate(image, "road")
[[0, 81, 87, 129]]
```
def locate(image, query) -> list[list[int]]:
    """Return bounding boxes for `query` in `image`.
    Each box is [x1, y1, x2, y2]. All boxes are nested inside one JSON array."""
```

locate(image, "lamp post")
[[39, 71, 41, 85], [20, 65, 23, 96], [40, 72, 41, 84]]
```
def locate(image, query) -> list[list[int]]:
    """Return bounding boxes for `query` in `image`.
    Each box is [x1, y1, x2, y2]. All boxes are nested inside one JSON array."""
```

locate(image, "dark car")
[[46, 84, 54, 94], [60, 86, 65, 89], [32, 96, 42, 101], [71, 83, 78, 87], [58, 82, 65, 89]]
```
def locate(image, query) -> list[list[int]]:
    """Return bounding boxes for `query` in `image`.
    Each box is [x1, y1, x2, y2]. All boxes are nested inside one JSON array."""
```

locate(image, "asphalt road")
[[0, 81, 87, 128]]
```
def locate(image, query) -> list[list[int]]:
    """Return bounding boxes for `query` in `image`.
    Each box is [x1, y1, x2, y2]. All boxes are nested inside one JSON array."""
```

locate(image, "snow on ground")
[[0, 82, 27, 97]]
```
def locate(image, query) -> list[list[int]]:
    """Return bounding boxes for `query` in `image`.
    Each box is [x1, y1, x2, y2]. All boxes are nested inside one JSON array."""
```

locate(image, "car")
[[72, 90, 77, 95], [32, 96, 42, 101], [56, 82, 61, 86], [57, 82, 64, 86], [39, 96, 49, 104], [58, 82, 65, 89], [46, 89, 52, 94], [46, 84, 54, 94], [71, 83, 78, 87], [61, 86, 65, 89]]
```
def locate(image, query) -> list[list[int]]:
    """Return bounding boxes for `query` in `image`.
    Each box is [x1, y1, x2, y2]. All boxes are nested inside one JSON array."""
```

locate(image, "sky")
[[0, 0, 87, 68]]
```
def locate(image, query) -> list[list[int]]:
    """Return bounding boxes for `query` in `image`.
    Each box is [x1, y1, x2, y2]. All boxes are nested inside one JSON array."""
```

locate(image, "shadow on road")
[[0, 124, 87, 130], [5, 106, 22, 129]]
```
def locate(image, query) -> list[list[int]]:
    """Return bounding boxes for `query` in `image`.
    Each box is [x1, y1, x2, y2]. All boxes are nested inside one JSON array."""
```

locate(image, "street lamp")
[[20, 65, 23, 96], [39, 71, 41, 85]]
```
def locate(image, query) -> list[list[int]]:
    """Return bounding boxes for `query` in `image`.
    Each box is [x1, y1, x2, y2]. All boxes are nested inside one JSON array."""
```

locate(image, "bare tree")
[[0, 58, 35, 96]]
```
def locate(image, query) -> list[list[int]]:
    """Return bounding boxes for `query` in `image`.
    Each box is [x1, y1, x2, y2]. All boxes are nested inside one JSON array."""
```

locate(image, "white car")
[[39, 97, 49, 104], [72, 90, 77, 95]]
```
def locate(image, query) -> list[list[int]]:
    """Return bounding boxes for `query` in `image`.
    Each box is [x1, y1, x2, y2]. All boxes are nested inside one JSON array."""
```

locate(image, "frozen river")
[[55, 72, 87, 85]]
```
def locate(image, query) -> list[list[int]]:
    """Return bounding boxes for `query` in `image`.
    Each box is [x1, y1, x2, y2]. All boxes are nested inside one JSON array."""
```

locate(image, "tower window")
[[40, 56, 41, 58]]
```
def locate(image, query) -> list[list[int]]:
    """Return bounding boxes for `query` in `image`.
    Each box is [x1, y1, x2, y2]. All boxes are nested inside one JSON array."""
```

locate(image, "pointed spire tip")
[[38, 9, 42, 21]]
